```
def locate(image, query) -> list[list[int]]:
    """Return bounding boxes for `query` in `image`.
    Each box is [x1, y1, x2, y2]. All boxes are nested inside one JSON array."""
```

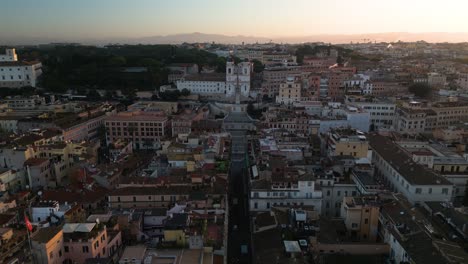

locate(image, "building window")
[[364, 218, 369, 224], [82, 246, 89, 253], [64, 246, 69, 253], [415, 188, 422, 194], [442, 188, 449, 194]]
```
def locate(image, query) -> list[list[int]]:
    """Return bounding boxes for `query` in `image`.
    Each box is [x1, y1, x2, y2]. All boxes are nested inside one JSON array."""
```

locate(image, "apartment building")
[[370, 81, 406, 96], [431, 101, 468, 127], [250, 159, 322, 212], [262, 65, 302, 98], [326, 71, 353, 100], [32, 223, 122, 264], [276, 76, 302, 105], [31, 226, 65, 264], [395, 100, 468, 134], [324, 128, 369, 158], [427, 72, 446, 88], [396, 140, 468, 198], [341, 196, 380, 242], [379, 195, 450, 264], [456, 71, 468, 90], [171, 108, 208, 136], [61, 113, 110, 142], [264, 107, 312, 136], [105, 110, 170, 150], [108, 186, 224, 209], [317, 173, 358, 217], [394, 105, 435, 134], [62, 223, 121, 264], [345, 95, 396, 131], [370, 134, 453, 205], [319, 104, 370, 133]]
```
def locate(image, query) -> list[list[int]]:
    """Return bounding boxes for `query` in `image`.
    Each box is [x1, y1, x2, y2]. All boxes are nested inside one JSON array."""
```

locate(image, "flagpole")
[[27, 227, 34, 263], [24, 212, 35, 264]]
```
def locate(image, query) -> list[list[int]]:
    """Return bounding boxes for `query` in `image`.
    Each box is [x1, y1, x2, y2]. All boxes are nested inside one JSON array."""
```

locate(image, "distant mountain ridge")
[[3, 32, 468, 45], [95, 32, 468, 45]]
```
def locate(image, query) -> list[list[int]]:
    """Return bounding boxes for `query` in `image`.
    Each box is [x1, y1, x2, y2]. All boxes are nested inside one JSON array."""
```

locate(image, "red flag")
[[24, 214, 33, 232]]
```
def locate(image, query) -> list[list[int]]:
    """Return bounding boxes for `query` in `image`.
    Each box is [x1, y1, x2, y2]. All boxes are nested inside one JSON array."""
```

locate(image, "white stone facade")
[[0, 48, 42, 88]]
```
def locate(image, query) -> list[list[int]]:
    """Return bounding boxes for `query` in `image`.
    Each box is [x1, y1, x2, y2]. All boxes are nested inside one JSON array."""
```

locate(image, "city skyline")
[[2, 0, 468, 44]]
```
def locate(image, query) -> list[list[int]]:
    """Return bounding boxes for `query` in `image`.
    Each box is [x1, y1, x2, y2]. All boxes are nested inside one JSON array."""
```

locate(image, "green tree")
[[87, 90, 101, 101], [107, 56, 127, 67], [160, 90, 181, 101], [214, 57, 227, 73], [409, 83, 432, 98], [181, 88, 190, 96], [43, 74, 67, 93], [252, 59, 264, 73], [104, 90, 114, 100], [336, 55, 344, 65]]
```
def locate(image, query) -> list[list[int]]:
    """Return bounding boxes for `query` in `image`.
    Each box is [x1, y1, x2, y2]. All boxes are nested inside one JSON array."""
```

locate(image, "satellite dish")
[[37, 191, 43, 196], [96, 218, 100, 224]]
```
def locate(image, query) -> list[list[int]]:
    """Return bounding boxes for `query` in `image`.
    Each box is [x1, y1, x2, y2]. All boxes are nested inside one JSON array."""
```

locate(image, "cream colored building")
[[32, 226, 65, 264], [276, 76, 302, 105], [325, 128, 369, 158], [427, 72, 446, 88], [341, 196, 380, 242]]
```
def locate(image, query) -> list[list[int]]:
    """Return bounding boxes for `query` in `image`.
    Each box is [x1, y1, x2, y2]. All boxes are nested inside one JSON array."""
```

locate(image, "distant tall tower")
[[226, 60, 252, 98]]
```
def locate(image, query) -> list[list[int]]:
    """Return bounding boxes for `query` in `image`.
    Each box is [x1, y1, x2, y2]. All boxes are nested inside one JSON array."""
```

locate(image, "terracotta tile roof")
[[24, 158, 49, 166]]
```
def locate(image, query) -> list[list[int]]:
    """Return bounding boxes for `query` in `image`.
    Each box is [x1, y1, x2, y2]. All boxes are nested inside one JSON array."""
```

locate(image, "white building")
[[0, 48, 42, 88], [2, 95, 46, 109], [344, 74, 371, 94], [319, 104, 370, 133], [427, 72, 446, 88], [345, 95, 396, 131], [370, 134, 453, 205], [176, 61, 252, 98], [250, 173, 322, 212], [317, 174, 358, 217], [456, 72, 468, 90], [31, 200, 73, 223], [176, 73, 226, 95], [0, 48, 18, 62]]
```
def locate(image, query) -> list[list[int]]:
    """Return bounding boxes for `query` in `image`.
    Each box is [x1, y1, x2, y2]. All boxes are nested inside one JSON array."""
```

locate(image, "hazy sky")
[[1, 0, 468, 40]]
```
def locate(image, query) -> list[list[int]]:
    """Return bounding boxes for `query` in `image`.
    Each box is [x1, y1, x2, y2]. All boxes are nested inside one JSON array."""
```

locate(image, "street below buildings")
[[227, 130, 252, 264]]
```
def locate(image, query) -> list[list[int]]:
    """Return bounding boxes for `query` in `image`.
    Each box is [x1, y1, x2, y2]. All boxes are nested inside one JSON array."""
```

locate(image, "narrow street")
[[227, 130, 252, 264]]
